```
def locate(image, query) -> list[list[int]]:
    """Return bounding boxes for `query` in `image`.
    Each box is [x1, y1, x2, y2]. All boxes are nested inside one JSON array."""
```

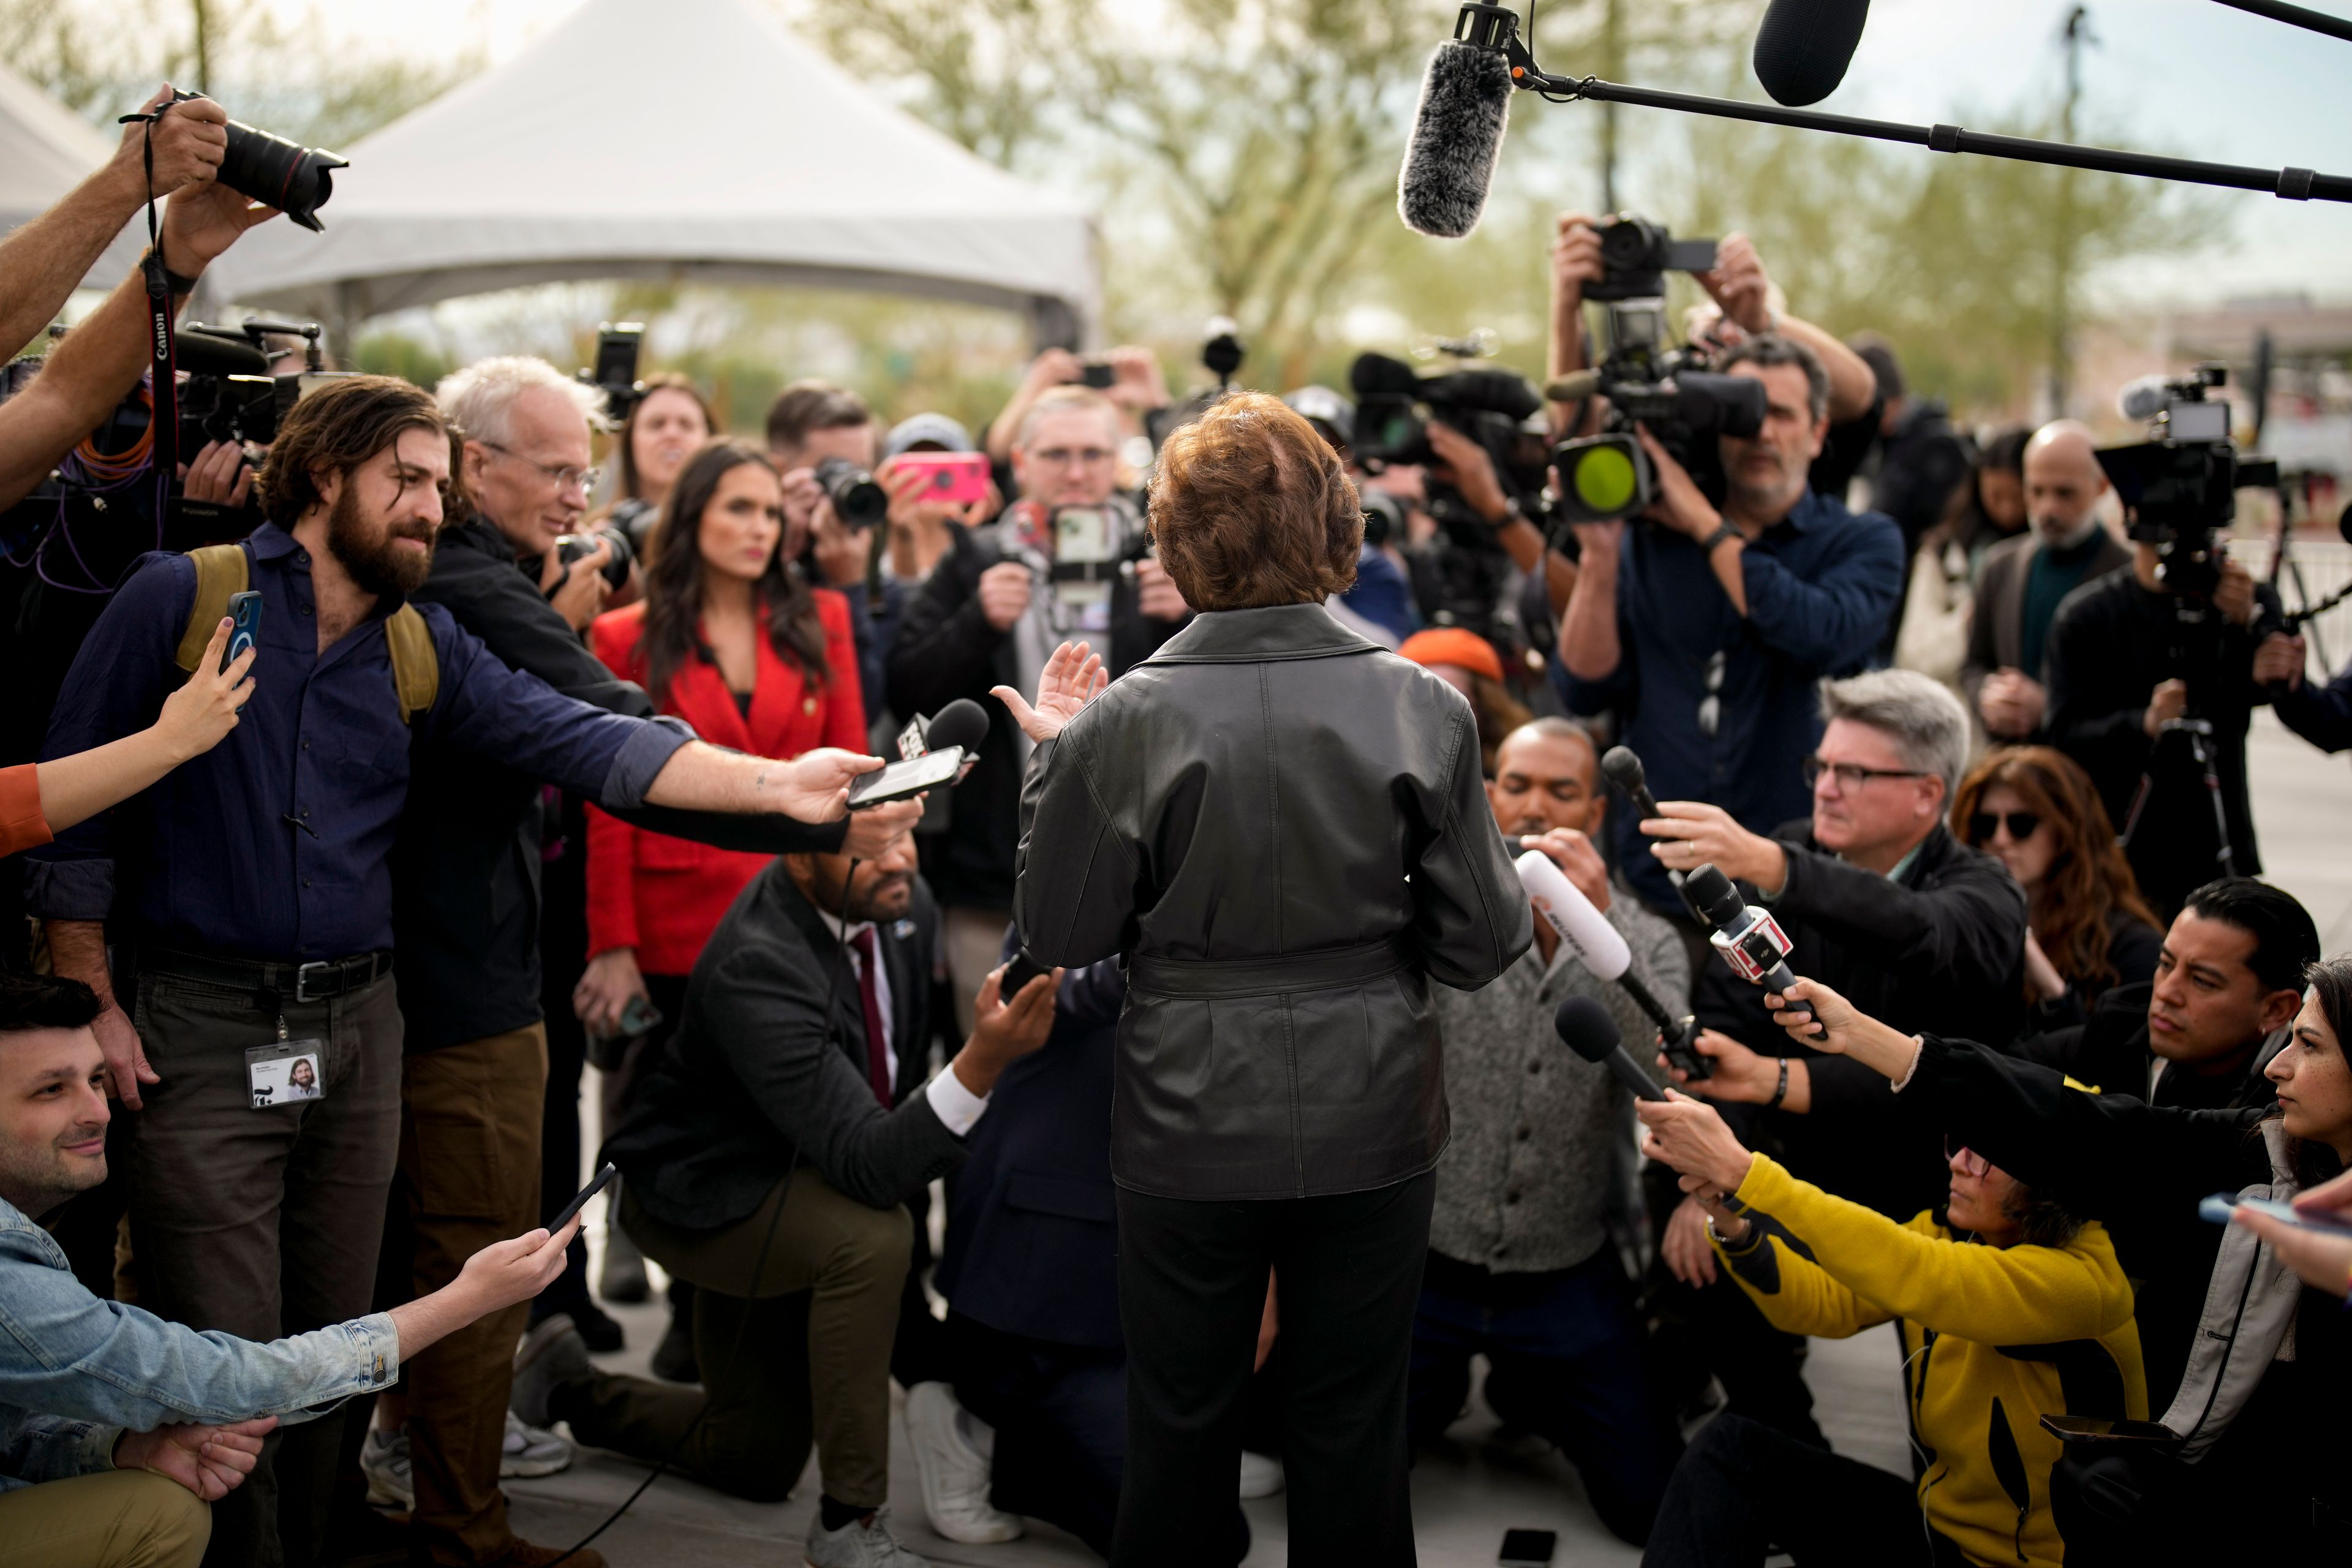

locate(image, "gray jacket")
[[1428, 886, 1687, 1273]]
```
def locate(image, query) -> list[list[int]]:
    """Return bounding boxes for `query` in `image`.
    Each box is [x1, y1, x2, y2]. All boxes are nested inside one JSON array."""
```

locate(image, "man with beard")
[[1556, 336, 1905, 946], [513, 832, 1058, 1568], [1961, 421, 2132, 745], [26, 377, 886, 1568]]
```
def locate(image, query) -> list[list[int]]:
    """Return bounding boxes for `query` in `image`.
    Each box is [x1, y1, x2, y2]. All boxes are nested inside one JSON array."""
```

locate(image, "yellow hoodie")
[[1713, 1154, 2147, 1568]]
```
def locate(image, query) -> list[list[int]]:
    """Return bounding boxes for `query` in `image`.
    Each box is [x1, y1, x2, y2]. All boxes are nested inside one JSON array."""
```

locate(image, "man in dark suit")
[[507, 832, 1057, 1568]]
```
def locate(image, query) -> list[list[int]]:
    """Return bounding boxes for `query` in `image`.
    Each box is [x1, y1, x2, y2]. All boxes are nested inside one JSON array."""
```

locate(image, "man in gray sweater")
[[1409, 719, 1687, 1546]]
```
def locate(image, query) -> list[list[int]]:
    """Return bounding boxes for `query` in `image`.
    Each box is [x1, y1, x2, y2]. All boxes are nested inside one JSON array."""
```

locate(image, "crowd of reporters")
[[0, 88, 2344, 1568]]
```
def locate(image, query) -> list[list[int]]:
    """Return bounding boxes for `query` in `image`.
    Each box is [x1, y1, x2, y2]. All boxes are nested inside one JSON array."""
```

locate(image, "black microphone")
[[922, 698, 990, 756], [1600, 745, 1701, 920], [1752, 0, 1871, 107], [1396, 40, 1513, 239], [1685, 863, 1826, 1041], [1553, 995, 1667, 1103]]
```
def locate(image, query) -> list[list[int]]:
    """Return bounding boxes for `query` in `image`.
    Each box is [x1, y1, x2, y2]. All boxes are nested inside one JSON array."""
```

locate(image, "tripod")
[[2117, 714, 2236, 880]]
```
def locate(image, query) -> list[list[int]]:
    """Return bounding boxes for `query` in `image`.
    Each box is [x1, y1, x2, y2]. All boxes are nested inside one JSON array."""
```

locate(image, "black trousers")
[[1644, 1414, 1964, 1568], [1112, 1172, 1434, 1568]]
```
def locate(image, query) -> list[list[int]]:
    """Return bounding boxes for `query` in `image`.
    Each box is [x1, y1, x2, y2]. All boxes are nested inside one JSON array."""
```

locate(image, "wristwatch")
[[1703, 522, 1743, 555]]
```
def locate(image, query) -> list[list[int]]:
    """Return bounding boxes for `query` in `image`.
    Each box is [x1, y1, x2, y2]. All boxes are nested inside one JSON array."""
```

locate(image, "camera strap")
[[117, 103, 181, 493]]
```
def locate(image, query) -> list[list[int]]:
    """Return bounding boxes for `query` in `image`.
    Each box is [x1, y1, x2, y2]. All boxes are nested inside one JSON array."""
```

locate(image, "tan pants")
[[385, 1025, 548, 1566], [941, 905, 1014, 1039], [0, 1470, 211, 1568], [551, 1169, 910, 1506]]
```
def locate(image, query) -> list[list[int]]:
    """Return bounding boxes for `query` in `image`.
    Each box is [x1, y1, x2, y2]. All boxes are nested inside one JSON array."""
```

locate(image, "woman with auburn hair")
[[998, 391, 1529, 1565], [1952, 745, 2160, 1025]]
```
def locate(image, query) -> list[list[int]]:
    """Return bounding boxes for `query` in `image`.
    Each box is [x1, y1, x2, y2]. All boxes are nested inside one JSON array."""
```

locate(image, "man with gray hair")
[[1633, 668, 2026, 1442]]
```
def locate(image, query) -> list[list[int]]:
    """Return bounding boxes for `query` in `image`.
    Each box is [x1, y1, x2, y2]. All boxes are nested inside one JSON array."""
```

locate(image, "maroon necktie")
[[850, 927, 892, 1107]]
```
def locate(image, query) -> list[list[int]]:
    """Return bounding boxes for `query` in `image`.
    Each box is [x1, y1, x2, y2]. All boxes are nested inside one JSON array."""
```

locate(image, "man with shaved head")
[[1961, 420, 2131, 742]]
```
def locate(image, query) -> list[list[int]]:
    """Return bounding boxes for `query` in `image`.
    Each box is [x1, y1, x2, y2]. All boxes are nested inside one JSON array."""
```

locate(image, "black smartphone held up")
[[549, 1162, 619, 1234], [2039, 1414, 2177, 1445], [846, 747, 964, 810], [1000, 948, 1052, 997], [1498, 1527, 1558, 1567], [224, 590, 262, 671]]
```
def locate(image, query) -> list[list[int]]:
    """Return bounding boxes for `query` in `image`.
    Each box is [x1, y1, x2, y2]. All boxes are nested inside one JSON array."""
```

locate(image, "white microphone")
[[1396, 40, 1513, 239], [1516, 850, 1709, 1077]]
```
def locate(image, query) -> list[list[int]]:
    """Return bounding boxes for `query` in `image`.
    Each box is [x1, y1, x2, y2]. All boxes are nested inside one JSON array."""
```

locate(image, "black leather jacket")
[[1012, 603, 1532, 1200]]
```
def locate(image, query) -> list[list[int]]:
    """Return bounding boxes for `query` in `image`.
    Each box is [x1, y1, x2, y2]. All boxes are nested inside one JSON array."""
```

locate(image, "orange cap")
[[1398, 628, 1504, 685]]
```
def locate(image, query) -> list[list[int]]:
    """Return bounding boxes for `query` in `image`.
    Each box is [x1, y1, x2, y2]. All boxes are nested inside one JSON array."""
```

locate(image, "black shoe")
[[567, 1297, 626, 1354], [649, 1302, 699, 1384]]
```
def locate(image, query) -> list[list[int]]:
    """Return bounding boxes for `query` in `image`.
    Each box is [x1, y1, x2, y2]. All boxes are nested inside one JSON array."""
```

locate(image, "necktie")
[[849, 927, 891, 1107]]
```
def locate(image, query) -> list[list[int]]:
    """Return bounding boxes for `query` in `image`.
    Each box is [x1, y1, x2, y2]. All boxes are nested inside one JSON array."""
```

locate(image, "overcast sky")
[[310, 0, 2351, 303]]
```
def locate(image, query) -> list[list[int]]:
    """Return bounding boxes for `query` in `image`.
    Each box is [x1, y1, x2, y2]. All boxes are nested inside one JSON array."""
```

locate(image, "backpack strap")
[[383, 605, 440, 726], [172, 544, 251, 674]]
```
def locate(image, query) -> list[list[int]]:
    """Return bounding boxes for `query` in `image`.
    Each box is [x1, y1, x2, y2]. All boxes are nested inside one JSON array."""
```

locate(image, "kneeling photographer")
[[2045, 371, 2280, 919]]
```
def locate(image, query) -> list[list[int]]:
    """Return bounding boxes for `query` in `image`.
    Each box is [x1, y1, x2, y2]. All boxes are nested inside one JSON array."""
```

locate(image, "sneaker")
[[649, 1300, 699, 1384], [510, 1314, 594, 1431], [803, 1506, 932, 1568], [360, 1422, 411, 1509], [1238, 1449, 1284, 1499], [902, 1382, 1021, 1544], [500, 1410, 574, 1479]]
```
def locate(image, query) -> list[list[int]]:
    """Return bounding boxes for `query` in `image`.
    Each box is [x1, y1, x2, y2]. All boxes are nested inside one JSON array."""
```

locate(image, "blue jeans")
[[1408, 1248, 1681, 1545]]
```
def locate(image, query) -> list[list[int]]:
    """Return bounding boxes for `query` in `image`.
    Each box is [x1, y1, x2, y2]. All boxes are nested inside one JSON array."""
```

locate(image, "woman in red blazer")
[[575, 437, 866, 1035]]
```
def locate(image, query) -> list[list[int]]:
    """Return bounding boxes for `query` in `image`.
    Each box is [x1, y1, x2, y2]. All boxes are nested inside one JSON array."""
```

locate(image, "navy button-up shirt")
[[26, 524, 689, 961], [1554, 489, 1904, 917]]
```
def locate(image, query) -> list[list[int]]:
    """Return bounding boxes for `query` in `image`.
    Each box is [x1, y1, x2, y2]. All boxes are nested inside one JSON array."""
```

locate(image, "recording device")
[[165, 90, 347, 231], [1498, 1527, 1558, 1567], [846, 747, 964, 809], [2040, 1415, 2179, 1446], [1596, 742, 1687, 892], [2100, 365, 2278, 600], [1685, 862, 1826, 1041], [1202, 317, 1246, 389], [892, 453, 991, 506], [897, 698, 989, 774], [1752, 0, 1872, 107], [1547, 218, 1766, 526], [1001, 949, 1053, 996], [856, 698, 990, 808], [813, 456, 889, 529], [2199, 1191, 2352, 1238], [554, 524, 634, 590], [579, 322, 646, 422], [549, 1162, 620, 1234], [1360, 488, 1405, 549], [1514, 849, 1709, 1079], [176, 318, 354, 454], [1080, 359, 1117, 390], [222, 590, 261, 671], [1396, 28, 1515, 238], [1551, 994, 1667, 1102]]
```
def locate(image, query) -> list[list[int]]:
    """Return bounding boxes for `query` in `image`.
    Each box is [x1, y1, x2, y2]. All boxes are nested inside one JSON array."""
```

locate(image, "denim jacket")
[[0, 1196, 400, 1491]]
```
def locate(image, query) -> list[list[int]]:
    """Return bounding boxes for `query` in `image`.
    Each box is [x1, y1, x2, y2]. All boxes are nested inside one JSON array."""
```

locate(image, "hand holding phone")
[[223, 590, 261, 672], [550, 1163, 619, 1234], [2199, 1192, 2352, 1238], [846, 747, 963, 810]]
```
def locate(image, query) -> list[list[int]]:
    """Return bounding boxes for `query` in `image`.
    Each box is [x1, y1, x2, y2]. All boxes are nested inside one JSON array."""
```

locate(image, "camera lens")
[[813, 458, 888, 528], [556, 526, 633, 589], [175, 94, 347, 232], [1569, 443, 1640, 514]]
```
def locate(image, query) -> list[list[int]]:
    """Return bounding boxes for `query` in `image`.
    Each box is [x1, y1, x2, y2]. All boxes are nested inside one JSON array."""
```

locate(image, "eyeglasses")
[[482, 441, 601, 497], [1943, 1137, 1991, 1178], [1803, 755, 1931, 790], [1028, 447, 1116, 469], [1967, 810, 2043, 845], [1697, 650, 1726, 740]]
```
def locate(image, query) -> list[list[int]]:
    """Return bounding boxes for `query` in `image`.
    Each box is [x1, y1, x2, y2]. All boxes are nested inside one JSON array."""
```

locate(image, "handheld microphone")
[[1685, 863, 1826, 1041], [1397, 40, 1513, 239], [1553, 995, 1667, 1103], [1599, 745, 1705, 923], [1752, 0, 1871, 107], [921, 698, 990, 756], [1515, 850, 1712, 1080]]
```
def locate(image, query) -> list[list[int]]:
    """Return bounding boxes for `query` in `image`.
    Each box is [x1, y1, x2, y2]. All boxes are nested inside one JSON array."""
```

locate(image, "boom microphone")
[[1516, 850, 1711, 1079], [1553, 995, 1667, 1103], [2116, 374, 2174, 424], [1398, 40, 1513, 239], [1752, 0, 1872, 107]]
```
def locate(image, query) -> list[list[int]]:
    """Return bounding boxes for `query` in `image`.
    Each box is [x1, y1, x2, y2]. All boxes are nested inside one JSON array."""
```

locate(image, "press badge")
[[246, 1040, 326, 1109]]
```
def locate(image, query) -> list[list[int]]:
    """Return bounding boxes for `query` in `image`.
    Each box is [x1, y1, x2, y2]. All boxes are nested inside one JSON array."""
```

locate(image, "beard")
[[326, 483, 436, 597]]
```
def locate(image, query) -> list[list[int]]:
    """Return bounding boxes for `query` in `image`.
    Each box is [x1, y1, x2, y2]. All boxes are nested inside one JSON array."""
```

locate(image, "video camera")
[[579, 322, 646, 423], [1547, 216, 1766, 525], [2098, 366, 2278, 599], [176, 318, 353, 454]]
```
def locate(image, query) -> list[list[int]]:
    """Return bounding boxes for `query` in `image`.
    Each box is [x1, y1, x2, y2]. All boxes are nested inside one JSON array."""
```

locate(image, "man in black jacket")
[[511, 834, 1057, 1567], [1641, 668, 2026, 1441], [374, 357, 918, 1568], [886, 385, 1188, 1035]]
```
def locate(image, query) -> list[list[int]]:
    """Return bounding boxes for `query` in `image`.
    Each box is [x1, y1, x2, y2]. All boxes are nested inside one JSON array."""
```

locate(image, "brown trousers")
[[383, 1025, 548, 1566], [0, 1470, 212, 1568]]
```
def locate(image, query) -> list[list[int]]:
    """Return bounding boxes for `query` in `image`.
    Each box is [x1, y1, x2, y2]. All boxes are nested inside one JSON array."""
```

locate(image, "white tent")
[[205, 0, 1100, 347], [0, 59, 145, 284]]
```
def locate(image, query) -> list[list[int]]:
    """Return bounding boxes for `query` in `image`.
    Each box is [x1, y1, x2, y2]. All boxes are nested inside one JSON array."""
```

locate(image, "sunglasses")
[[1967, 810, 2042, 845], [1943, 1136, 1991, 1178]]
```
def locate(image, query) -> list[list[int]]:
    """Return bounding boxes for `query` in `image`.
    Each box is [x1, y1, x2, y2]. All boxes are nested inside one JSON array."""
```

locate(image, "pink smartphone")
[[892, 453, 990, 505]]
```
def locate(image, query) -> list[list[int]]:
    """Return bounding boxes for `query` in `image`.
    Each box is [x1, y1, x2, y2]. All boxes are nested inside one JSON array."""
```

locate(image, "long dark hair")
[[638, 439, 829, 710], [613, 375, 715, 503], [1953, 747, 2158, 993], [2267, 955, 2352, 1189]]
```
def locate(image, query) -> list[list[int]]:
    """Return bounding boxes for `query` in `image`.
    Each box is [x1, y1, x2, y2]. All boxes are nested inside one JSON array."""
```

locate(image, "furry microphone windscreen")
[[1752, 0, 1871, 107], [1396, 41, 1513, 239]]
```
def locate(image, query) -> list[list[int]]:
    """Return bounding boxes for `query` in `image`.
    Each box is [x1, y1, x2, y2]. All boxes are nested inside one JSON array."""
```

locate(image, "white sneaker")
[[360, 1422, 411, 1509], [1238, 1449, 1285, 1499], [500, 1409, 574, 1478], [804, 1504, 933, 1567], [902, 1381, 1022, 1544]]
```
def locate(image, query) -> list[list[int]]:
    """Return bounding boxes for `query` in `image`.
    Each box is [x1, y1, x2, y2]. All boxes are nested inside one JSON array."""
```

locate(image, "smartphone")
[[592, 322, 643, 392], [892, 453, 990, 506], [224, 590, 262, 671], [2040, 1414, 2177, 1444], [1498, 1528, 1558, 1566], [1000, 949, 1052, 997], [549, 1162, 619, 1233], [1079, 359, 1116, 389], [846, 747, 964, 810], [2198, 1192, 2352, 1237]]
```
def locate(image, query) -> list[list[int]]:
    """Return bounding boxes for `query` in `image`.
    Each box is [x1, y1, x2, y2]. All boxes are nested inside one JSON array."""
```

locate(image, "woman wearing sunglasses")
[[1953, 747, 2162, 1028], [1634, 1084, 2143, 1568]]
